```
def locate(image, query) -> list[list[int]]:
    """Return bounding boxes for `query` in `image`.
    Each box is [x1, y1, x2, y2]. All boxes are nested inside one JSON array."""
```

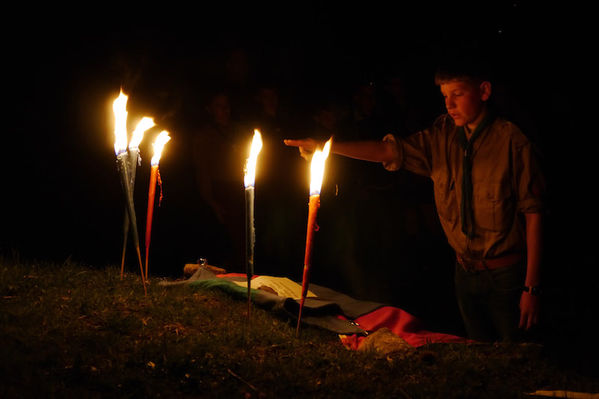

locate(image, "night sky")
[[2, 3, 595, 332]]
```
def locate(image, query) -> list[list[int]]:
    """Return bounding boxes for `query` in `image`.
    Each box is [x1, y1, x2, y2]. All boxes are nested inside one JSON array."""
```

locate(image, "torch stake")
[[145, 165, 158, 280], [120, 214, 129, 280], [296, 194, 320, 337], [245, 186, 256, 323], [120, 148, 139, 279], [117, 152, 147, 296]]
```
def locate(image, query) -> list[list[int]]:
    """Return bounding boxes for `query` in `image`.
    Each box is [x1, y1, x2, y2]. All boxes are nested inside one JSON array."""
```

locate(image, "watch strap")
[[522, 285, 542, 296]]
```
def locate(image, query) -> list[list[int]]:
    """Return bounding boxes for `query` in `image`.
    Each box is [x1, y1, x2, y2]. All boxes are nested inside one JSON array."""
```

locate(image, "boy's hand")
[[519, 291, 540, 330], [284, 138, 320, 161]]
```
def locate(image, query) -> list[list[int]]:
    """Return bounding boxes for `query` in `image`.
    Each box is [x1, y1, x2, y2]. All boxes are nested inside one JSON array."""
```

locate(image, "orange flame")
[[244, 129, 263, 188], [309, 137, 332, 196], [151, 131, 171, 166], [129, 117, 155, 150], [112, 90, 129, 155]]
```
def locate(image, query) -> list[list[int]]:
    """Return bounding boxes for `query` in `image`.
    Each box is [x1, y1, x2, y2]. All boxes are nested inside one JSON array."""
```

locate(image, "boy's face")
[[440, 79, 490, 127]]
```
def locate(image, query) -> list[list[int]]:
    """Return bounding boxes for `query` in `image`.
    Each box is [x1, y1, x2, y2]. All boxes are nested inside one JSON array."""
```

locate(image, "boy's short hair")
[[434, 53, 493, 86]]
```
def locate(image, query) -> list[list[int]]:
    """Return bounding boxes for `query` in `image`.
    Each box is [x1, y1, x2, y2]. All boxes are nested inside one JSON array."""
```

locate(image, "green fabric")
[[189, 279, 259, 301], [457, 112, 495, 238], [184, 273, 370, 334]]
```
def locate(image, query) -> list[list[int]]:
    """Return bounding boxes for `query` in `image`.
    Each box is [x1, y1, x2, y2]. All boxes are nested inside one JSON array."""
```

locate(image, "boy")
[[284, 61, 544, 342]]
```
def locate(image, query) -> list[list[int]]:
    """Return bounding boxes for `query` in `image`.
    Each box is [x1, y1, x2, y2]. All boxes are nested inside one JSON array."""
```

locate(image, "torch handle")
[[297, 194, 320, 336], [120, 212, 129, 279], [128, 149, 139, 188], [117, 157, 141, 245], [303, 195, 320, 268], [145, 165, 158, 279], [120, 149, 139, 279], [245, 187, 256, 276], [117, 154, 146, 291], [245, 187, 255, 321]]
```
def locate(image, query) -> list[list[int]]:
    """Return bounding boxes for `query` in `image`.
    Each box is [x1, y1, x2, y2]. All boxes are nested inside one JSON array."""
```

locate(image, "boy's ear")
[[480, 81, 492, 101]]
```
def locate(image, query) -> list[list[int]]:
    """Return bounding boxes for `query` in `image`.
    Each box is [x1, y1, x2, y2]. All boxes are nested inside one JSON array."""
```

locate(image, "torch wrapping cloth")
[[117, 153, 142, 249], [244, 186, 256, 317], [123, 148, 140, 230], [127, 148, 140, 187], [301, 195, 319, 287], [244, 187, 255, 280], [145, 165, 159, 278], [296, 194, 320, 333], [120, 148, 139, 276], [116, 152, 146, 290]]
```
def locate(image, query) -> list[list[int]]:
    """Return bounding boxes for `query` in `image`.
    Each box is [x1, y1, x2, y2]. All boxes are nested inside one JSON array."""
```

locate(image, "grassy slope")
[[1, 258, 598, 399]]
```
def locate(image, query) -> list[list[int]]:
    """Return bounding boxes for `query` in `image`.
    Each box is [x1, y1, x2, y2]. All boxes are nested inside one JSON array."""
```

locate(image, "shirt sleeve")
[[382, 127, 435, 178], [381, 134, 402, 171], [513, 140, 545, 214]]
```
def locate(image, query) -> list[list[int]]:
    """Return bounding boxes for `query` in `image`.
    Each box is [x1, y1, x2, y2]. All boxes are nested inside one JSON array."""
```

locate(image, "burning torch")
[[120, 117, 155, 279], [144, 130, 171, 280], [296, 137, 332, 336], [112, 90, 147, 295], [244, 129, 263, 321]]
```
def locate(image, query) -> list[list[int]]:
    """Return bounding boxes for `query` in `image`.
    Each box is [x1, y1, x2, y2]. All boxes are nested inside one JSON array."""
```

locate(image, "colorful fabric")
[[338, 306, 471, 350], [163, 270, 470, 349]]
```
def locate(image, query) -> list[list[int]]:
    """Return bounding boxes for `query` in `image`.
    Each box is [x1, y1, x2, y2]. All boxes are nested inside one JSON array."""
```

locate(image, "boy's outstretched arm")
[[284, 138, 397, 164]]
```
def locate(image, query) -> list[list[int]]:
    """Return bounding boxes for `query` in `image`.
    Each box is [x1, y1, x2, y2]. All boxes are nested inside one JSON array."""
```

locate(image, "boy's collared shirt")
[[383, 114, 544, 261]]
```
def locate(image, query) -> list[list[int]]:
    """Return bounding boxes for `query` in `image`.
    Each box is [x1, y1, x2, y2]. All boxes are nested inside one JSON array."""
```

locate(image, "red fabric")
[[215, 274, 470, 349], [216, 273, 248, 278], [338, 306, 471, 350]]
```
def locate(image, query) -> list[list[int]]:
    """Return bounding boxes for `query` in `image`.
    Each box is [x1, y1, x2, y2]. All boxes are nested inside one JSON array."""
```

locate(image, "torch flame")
[[151, 131, 171, 166], [113, 90, 129, 155], [129, 117, 155, 150], [309, 137, 332, 196], [244, 129, 263, 188]]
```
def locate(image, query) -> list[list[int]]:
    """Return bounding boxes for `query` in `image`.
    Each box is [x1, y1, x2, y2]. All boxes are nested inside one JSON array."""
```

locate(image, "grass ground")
[[1, 256, 598, 398]]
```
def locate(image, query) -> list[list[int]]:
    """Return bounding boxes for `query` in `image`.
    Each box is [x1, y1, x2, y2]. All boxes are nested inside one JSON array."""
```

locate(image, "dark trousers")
[[455, 262, 525, 342]]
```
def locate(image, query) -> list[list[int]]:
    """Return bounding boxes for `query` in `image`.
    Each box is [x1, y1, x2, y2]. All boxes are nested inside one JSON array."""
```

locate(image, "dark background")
[[1, 3, 596, 342]]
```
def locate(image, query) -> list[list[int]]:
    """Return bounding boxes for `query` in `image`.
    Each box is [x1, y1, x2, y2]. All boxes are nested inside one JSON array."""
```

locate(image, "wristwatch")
[[522, 285, 542, 296]]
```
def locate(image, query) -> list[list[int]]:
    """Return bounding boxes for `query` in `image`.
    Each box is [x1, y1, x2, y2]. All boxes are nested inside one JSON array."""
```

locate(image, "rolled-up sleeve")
[[382, 134, 402, 171], [513, 141, 545, 214], [382, 127, 436, 178]]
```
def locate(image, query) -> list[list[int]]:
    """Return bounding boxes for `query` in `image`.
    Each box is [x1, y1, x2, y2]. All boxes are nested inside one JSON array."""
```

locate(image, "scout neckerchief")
[[457, 111, 495, 238]]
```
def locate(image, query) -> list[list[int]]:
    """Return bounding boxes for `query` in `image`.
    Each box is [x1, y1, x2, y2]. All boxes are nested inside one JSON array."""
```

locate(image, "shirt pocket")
[[474, 182, 514, 233], [434, 179, 458, 226]]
